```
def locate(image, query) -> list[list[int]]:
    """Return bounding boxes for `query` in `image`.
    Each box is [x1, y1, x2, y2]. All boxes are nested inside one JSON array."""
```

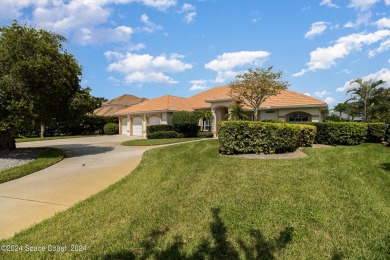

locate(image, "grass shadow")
[[46, 144, 114, 158], [103, 208, 294, 259], [380, 163, 390, 172]]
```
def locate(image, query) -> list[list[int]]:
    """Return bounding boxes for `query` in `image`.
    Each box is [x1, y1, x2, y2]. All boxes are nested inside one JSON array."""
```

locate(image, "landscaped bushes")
[[197, 131, 214, 138], [366, 123, 386, 143], [103, 123, 119, 135], [218, 121, 315, 155], [172, 111, 199, 137], [310, 122, 367, 145], [146, 124, 174, 137], [293, 124, 317, 147], [147, 131, 181, 139]]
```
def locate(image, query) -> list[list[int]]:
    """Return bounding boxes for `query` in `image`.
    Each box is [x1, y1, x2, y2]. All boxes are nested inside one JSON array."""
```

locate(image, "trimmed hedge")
[[172, 111, 199, 138], [366, 123, 386, 143], [146, 124, 174, 137], [197, 131, 214, 138], [309, 122, 367, 145], [103, 123, 119, 135], [218, 121, 315, 155], [294, 124, 317, 147], [147, 131, 180, 139]]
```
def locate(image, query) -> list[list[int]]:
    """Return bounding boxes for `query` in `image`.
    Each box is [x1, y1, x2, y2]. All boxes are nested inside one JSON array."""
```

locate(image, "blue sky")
[[1, 0, 390, 108]]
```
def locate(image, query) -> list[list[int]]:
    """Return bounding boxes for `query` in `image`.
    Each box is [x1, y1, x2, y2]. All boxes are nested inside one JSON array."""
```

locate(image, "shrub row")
[[17, 115, 118, 137], [147, 131, 183, 139], [218, 121, 315, 155], [197, 131, 214, 138], [146, 124, 174, 136]]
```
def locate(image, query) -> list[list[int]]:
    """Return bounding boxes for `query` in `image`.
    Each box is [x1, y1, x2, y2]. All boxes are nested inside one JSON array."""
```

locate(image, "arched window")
[[287, 112, 311, 122]]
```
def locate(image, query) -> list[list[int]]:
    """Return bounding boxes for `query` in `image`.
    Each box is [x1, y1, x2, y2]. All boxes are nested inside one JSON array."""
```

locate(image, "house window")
[[287, 112, 311, 122], [203, 118, 211, 131]]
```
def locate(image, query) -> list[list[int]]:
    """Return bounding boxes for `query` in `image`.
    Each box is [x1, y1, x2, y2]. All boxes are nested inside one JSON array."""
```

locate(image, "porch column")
[[211, 109, 217, 137], [142, 114, 147, 137], [127, 115, 131, 136]]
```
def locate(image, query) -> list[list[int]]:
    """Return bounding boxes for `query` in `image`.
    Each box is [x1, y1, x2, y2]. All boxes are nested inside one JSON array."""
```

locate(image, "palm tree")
[[197, 110, 213, 131], [226, 104, 249, 120], [332, 102, 348, 120], [347, 79, 385, 121]]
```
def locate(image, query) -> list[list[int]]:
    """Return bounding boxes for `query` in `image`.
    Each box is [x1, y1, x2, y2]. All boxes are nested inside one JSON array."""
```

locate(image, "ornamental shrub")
[[293, 124, 317, 147], [146, 124, 174, 137], [366, 123, 386, 143], [197, 131, 214, 138], [147, 131, 179, 139], [311, 122, 367, 145], [103, 123, 119, 135], [172, 111, 199, 137], [218, 121, 314, 155]]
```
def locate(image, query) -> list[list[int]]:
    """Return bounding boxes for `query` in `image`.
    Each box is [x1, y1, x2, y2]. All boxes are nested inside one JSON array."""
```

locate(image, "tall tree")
[[332, 102, 348, 120], [347, 79, 386, 122], [0, 21, 83, 149], [228, 67, 289, 121]]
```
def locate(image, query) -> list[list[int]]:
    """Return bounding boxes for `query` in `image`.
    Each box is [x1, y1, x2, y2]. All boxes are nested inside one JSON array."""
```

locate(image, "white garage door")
[[132, 117, 143, 136], [121, 118, 128, 135], [148, 116, 160, 126]]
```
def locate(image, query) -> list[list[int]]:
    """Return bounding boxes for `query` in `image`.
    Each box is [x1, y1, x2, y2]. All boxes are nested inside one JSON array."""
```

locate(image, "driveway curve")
[[0, 135, 150, 239]]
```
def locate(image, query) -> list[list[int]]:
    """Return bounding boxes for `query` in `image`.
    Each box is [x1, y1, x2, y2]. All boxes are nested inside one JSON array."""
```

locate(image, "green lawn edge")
[[0, 148, 65, 184], [121, 137, 202, 146]]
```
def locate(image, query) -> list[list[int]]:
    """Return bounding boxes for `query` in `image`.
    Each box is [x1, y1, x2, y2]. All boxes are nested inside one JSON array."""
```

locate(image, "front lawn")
[[122, 137, 201, 146], [0, 148, 65, 184], [1, 141, 389, 259]]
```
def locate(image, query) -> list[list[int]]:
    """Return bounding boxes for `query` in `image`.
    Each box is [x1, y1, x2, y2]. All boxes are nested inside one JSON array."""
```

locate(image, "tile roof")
[[115, 95, 193, 114], [115, 86, 327, 115], [103, 94, 147, 106], [94, 94, 147, 116], [93, 106, 124, 116]]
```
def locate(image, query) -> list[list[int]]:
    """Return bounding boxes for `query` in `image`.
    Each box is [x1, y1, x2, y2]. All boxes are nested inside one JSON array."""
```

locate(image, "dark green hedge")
[[366, 123, 386, 143], [294, 124, 317, 147], [197, 131, 214, 138], [17, 115, 118, 137], [147, 131, 180, 139], [146, 124, 174, 136], [103, 123, 119, 135], [172, 111, 199, 137], [218, 121, 315, 155], [309, 122, 367, 145]]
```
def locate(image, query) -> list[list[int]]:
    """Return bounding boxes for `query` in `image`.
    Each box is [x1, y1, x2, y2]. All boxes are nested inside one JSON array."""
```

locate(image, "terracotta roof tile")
[[115, 95, 193, 114], [103, 94, 147, 106], [93, 106, 123, 116]]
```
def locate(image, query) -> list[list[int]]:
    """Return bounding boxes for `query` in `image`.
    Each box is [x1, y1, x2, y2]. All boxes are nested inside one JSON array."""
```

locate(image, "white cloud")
[[315, 90, 332, 97], [294, 30, 390, 77], [106, 52, 192, 85], [205, 51, 270, 71], [368, 39, 390, 57], [304, 93, 312, 96], [179, 3, 197, 23], [320, 0, 339, 8], [325, 97, 336, 104], [348, 0, 379, 10], [305, 21, 329, 39], [189, 80, 208, 91], [386, 0, 390, 5], [336, 68, 390, 92], [344, 11, 372, 28], [0, 0, 176, 45], [375, 17, 390, 28], [205, 51, 270, 83], [140, 14, 163, 33], [73, 26, 133, 45]]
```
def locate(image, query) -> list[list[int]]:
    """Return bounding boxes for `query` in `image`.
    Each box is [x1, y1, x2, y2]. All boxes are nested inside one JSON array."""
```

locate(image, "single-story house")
[[94, 94, 147, 116], [115, 85, 328, 137]]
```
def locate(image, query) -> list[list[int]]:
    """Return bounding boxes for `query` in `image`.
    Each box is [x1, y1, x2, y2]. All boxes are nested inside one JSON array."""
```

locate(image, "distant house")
[[93, 94, 147, 116], [115, 86, 328, 137]]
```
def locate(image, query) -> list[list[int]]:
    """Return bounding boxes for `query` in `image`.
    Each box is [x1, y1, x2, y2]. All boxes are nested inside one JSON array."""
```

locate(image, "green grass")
[[122, 137, 201, 146], [16, 135, 100, 143], [1, 141, 389, 259], [0, 148, 65, 184]]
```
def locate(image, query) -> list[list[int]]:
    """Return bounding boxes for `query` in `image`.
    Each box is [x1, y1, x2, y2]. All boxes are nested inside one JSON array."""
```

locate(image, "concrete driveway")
[[0, 135, 150, 239]]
